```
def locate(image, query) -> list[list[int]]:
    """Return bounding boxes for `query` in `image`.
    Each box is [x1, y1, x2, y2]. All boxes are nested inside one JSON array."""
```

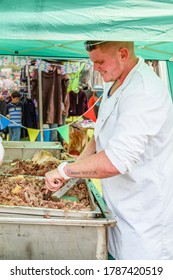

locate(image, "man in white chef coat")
[[45, 41, 173, 260]]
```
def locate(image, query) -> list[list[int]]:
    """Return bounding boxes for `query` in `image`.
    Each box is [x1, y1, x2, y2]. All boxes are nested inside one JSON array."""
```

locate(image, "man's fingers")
[[45, 178, 62, 192]]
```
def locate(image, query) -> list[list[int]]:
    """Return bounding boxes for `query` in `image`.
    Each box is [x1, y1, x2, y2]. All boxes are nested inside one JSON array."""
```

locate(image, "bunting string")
[[0, 95, 102, 143], [0, 56, 92, 74]]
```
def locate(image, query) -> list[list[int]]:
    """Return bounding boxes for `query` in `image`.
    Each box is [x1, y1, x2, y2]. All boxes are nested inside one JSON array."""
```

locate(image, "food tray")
[[2, 141, 63, 161], [0, 176, 102, 219]]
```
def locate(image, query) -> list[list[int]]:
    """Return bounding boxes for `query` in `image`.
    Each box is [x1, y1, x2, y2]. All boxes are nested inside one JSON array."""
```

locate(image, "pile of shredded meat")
[[0, 159, 60, 176], [0, 175, 92, 211], [0, 150, 77, 176]]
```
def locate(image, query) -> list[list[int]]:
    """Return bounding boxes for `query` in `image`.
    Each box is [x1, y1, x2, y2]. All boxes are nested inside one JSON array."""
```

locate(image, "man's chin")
[[103, 77, 111, 83], [101, 74, 112, 83]]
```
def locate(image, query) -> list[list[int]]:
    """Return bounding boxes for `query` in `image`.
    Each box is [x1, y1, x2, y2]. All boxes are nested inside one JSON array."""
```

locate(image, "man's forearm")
[[65, 150, 120, 179]]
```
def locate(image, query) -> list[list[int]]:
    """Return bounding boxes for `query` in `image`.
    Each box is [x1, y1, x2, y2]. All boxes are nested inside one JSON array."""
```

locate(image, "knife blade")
[[52, 178, 79, 199]]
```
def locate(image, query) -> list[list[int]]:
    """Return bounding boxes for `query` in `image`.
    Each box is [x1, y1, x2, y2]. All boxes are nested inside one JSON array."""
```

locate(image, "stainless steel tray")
[[2, 141, 62, 149], [0, 176, 102, 218], [2, 141, 63, 161]]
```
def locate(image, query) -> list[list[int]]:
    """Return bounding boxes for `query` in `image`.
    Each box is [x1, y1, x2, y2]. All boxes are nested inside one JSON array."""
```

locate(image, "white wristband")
[[57, 161, 71, 180]]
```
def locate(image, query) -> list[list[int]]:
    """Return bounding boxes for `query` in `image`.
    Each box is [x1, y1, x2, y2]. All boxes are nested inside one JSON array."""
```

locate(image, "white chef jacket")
[[94, 57, 173, 259]]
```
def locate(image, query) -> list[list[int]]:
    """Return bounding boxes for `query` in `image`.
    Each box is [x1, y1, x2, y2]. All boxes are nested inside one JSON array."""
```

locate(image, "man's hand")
[[45, 169, 65, 192]]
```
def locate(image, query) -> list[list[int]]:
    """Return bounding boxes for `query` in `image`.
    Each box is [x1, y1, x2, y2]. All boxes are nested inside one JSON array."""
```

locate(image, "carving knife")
[[52, 178, 79, 199]]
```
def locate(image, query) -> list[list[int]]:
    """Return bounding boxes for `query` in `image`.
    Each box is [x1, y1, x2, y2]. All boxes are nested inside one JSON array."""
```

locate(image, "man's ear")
[[119, 48, 129, 61]]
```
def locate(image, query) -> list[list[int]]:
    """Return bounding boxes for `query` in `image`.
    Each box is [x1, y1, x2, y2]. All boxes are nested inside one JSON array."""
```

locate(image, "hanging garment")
[[0, 99, 8, 134], [0, 100, 7, 116], [31, 67, 62, 125], [69, 89, 88, 116], [61, 74, 70, 117], [20, 66, 27, 83], [61, 74, 69, 104], [22, 97, 37, 129]]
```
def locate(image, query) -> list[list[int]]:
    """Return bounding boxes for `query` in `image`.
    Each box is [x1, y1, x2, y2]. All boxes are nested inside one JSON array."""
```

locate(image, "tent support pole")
[[38, 69, 44, 142], [26, 65, 31, 98]]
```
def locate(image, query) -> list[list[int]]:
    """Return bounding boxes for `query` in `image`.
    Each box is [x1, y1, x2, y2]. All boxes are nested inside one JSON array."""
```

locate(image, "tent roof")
[[0, 0, 173, 60]]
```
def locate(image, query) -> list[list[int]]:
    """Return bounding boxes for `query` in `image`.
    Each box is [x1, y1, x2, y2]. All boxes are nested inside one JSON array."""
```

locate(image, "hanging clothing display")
[[0, 99, 7, 116], [61, 74, 69, 104], [69, 89, 88, 116], [32, 67, 62, 125], [20, 66, 27, 83], [22, 96, 38, 129]]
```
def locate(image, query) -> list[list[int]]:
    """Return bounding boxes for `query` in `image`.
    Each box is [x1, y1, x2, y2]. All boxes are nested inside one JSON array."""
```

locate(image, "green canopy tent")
[[0, 0, 173, 93], [0, 0, 173, 59]]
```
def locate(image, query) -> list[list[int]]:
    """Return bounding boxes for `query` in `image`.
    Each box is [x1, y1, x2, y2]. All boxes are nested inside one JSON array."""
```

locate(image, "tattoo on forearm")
[[67, 169, 97, 176], [67, 170, 81, 176]]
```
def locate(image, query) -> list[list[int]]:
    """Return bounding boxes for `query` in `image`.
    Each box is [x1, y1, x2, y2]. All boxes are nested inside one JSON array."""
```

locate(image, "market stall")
[[0, 0, 173, 260]]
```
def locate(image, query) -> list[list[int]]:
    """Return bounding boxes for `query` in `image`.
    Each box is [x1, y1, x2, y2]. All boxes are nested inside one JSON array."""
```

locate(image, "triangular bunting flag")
[[43, 129, 50, 141], [0, 115, 12, 130], [37, 129, 50, 141], [27, 128, 40, 142], [83, 107, 96, 122], [57, 125, 69, 144]]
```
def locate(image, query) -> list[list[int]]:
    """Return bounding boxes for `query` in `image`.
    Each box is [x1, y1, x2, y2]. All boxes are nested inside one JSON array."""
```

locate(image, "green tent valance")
[[0, 0, 173, 60]]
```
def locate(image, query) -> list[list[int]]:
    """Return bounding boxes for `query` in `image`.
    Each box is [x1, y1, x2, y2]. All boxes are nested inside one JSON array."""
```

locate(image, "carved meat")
[[0, 175, 92, 211]]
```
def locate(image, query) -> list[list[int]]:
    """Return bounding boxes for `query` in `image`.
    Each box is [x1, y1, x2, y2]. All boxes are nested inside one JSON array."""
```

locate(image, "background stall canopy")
[[0, 0, 173, 61]]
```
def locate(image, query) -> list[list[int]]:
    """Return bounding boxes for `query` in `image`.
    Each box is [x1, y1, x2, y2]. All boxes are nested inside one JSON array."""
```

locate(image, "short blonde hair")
[[100, 41, 134, 54]]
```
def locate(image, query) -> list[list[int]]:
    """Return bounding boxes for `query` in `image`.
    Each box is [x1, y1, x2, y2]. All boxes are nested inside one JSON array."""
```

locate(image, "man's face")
[[89, 46, 124, 83]]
